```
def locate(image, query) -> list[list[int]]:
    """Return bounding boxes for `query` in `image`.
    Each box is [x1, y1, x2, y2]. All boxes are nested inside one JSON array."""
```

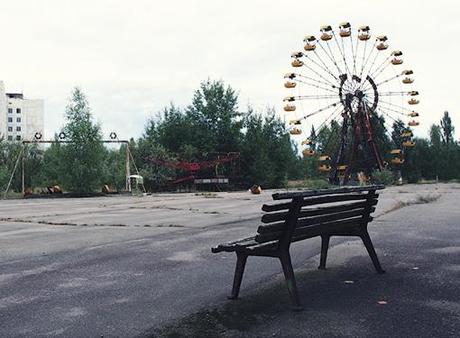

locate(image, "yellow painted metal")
[[284, 104, 296, 112], [302, 149, 315, 157], [284, 81, 297, 88], [403, 141, 416, 147], [319, 164, 331, 172], [291, 59, 303, 67]]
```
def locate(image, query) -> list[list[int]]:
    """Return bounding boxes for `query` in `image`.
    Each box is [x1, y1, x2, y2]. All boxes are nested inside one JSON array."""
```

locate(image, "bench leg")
[[318, 235, 330, 270], [228, 253, 248, 300], [360, 230, 385, 274], [279, 252, 303, 311]]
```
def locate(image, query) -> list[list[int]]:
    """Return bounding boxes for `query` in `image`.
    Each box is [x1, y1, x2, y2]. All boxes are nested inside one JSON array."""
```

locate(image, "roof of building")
[[6, 93, 24, 99]]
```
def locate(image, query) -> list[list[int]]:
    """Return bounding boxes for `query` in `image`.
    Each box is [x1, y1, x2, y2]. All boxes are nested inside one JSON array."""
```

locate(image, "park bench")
[[211, 185, 385, 310]]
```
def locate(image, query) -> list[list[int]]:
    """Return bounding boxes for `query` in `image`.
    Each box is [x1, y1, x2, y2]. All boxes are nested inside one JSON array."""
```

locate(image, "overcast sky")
[[0, 0, 458, 140]]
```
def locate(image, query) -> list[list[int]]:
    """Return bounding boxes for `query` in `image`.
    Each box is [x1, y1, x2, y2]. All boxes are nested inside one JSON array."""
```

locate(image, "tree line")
[[0, 80, 459, 195]]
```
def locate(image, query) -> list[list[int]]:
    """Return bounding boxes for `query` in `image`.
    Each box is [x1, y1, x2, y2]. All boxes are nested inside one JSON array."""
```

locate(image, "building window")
[[16, 108, 21, 114], [8, 136, 13, 141], [8, 117, 13, 123], [16, 135, 21, 141], [16, 126, 21, 132], [17, 117, 21, 123], [8, 127, 12, 132], [8, 108, 13, 114]]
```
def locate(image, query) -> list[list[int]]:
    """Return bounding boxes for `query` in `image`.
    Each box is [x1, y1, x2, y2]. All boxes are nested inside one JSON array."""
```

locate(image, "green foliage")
[[2, 80, 459, 194], [441, 111, 454, 145], [373, 168, 396, 186], [239, 108, 299, 188], [60, 87, 106, 193]]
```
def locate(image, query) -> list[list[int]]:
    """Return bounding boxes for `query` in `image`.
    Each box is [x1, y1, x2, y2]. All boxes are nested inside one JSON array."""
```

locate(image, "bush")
[[373, 169, 395, 186]]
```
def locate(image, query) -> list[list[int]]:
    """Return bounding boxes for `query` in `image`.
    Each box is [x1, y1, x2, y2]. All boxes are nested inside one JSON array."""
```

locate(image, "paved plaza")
[[0, 184, 459, 337]]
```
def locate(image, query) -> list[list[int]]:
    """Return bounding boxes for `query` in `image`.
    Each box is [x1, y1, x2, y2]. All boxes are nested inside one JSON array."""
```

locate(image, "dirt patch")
[[383, 194, 441, 215]]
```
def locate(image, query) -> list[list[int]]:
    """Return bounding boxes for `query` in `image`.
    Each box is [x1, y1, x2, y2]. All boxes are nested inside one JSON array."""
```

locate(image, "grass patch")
[[286, 179, 331, 190]]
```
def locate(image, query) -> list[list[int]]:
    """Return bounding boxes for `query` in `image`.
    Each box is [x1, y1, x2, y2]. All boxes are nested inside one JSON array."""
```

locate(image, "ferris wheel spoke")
[[301, 63, 338, 87], [333, 32, 352, 78], [295, 94, 339, 100], [359, 51, 382, 90], [373, 74, 401, 87], [315, 106, 344, 136], [378, 98, 416, 112], [294, 73, 338, 89], [352, 34, 360, 75], [317, 40, 343, 75], [369, 55, 392, 78], [379, 91, 413, 96], [296, 101, 342, 121], [295, 79, 338, 94], [306, 53, 340, 82], [359, 41, 377, 80], [374, 106, 402, 124]]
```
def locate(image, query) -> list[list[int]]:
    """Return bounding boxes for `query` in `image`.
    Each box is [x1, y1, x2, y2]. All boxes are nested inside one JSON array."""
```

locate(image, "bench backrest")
[[255, 185, 384, 250]]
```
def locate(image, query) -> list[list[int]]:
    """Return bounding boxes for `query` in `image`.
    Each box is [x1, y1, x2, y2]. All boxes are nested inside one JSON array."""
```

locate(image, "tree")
[[440, 111, 455, 145], [60, 87, 105, 193], [186, 79, 242, 153]]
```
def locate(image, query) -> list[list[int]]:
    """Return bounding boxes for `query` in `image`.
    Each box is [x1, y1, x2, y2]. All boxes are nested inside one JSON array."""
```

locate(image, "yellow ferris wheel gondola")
[[401, 130, 413, 137], [391, 158, 405, 165], [291, 59, 303, 67], [303, 149, 316, 157], [402, 70, 414, 84], [339, 22, 351, 37], [284, 81, 297, 88], [289, 119, 302, 125], [402, 140, 416, 148], [303, 35, 317, 51], [319, 164, 332, 172], [301, 139, 314, 145], [319, 155, 331, 161], [284, 104, 296, 112], [376, 35, 389, 50], [390, 149, 402, 155], [391, 50, 403, 65], [320, 25, 333, 41], [358, 25, 370, 40], [290, 128, 302, 135]]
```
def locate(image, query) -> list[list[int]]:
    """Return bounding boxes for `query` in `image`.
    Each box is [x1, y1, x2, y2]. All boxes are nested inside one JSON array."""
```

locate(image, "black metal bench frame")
[[212, 185, 385, 310]]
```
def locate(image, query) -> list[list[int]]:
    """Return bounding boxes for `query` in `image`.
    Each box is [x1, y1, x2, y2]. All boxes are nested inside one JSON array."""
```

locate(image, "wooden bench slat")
[[296, 206, 375, 228], [258, 206, 375, 234], [301, 193, 378, 207], [272, 185, 384, 200], [261, 199, 378, 224], [262, 201, 292, 212], [255, 216, 366, 243]]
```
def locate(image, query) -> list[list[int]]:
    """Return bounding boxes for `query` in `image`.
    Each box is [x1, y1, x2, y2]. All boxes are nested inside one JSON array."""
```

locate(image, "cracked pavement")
[[0, 184, 458, 337]]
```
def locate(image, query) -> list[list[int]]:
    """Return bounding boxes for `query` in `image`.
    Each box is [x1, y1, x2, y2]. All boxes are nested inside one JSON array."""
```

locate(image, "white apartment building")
[[0, 81, 44, 141]]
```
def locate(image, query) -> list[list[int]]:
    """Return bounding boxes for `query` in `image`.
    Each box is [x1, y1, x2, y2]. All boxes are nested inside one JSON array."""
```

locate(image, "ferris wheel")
[[283, 22, 419, 184]]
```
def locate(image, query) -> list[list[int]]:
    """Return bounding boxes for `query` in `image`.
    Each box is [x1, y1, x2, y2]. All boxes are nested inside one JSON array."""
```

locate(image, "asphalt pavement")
[[0, 184, 459, 337]]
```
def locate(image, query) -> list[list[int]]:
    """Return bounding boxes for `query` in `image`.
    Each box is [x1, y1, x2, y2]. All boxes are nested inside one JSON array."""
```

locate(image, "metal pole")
[[126, 144, 131, 192], [21, 144, 25, 196], [3, 147, 24, 199]]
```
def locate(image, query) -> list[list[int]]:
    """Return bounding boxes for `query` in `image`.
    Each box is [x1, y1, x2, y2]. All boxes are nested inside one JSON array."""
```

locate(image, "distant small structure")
[[0, 81, 44, 141]]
